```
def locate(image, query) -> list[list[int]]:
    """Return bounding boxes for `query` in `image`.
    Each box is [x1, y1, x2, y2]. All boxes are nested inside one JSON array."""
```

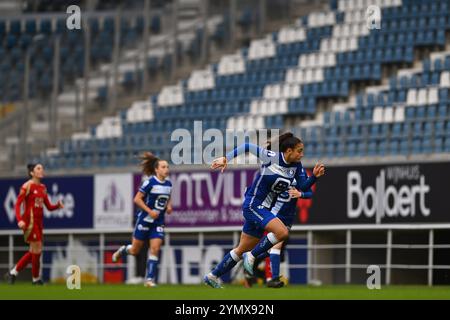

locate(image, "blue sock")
[[256, 251, 270, 261], [146, 255, 159, 280], [270, 250, 281, 279], [211, 250, 241, 278], [251, 233, 279, 257]]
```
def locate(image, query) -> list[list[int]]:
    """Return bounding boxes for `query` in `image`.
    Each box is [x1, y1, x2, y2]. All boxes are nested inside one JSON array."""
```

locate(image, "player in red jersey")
[[4, 163, 64, 285]]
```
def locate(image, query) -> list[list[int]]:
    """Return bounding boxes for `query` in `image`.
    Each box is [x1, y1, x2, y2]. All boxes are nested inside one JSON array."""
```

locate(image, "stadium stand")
[[35, 0, 450, 170]]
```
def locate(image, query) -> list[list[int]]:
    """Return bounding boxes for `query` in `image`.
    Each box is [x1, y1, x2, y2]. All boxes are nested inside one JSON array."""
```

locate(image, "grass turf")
[[0, 284, 449, 300]]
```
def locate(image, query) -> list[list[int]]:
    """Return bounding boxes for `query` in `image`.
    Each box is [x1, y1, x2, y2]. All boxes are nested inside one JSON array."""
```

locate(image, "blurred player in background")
[[112, 152, 172, 287], [245, 183, 314, 288], [4, 163, 64, 285], [204, 132, 325, 288]]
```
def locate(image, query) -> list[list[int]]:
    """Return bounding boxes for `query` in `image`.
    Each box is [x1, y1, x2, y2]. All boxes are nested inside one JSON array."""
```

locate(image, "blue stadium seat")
[[388, 139, 399, 155], [423, 122, 433, 138], [411, 138, 423, 154], [399, 140, 409, 155], [346, 142, 356, 157], [434, 137, 444, 153], [378, 141, 387, 156], [416, 106, 426, 119], [446, 138, 450, 152], [412, 122, 423, 138]]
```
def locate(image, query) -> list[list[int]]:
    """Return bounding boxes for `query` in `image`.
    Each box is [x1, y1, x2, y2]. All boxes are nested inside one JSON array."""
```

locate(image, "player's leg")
[[30, 241, 43, 285], [252, 217, 288, 257], [144, 237, 163, 287], [113, 219, 149, 262], [4, 246, 33, 285], [242, 210, 288, 275], [204, 226, 261, 288], [112, 237, 145, 262], [267, 241, 284, 288]]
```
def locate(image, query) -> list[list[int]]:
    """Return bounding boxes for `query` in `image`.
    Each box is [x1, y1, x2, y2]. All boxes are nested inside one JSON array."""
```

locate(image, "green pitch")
[[0, 284, 449, 300]]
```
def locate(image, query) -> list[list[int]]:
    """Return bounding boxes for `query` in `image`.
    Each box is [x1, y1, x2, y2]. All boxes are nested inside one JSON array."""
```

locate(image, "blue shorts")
[[278, 215, 294, 229], [242, 205, 277, 239], [133, 216, 165, 241]]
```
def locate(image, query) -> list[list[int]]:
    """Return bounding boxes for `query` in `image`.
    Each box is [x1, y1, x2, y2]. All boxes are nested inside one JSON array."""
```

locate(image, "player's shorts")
[[242, 204, 277, 239], [133, 216, 165, 241], [277, 215, 294, 229], [24, 222, 43, 243]]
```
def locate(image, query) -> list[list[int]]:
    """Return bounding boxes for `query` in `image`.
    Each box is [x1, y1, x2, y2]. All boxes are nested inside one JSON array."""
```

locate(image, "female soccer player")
[[265, 184, 312, 288], [112, 152, 172, 287], [204, 132, 325, 288], [4, 163, 64, 285]]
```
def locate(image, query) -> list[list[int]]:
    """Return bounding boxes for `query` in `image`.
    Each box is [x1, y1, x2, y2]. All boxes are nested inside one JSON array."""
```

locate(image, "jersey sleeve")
[[300, 189, 313, 199], [296, 166, 317, 192], [15, 183, 29, 222], [225, 143, 276, 164], [139, 178, 153, 194], [43, 187, 60, 211]]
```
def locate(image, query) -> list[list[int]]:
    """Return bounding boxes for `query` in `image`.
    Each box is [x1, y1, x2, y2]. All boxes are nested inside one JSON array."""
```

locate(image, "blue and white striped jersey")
[[225, 143, 316, 210]]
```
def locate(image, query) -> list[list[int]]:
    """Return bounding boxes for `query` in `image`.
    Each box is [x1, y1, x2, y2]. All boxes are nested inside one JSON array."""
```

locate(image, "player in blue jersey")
[[265, 182, 313, 288], [243, 177, 314, 288], [204, 132, 325, 288], [112, 152, 172, 287]]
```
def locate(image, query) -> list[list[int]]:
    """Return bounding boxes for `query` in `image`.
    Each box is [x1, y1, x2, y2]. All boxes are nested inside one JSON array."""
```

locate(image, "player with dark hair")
[[112, 152, 172, 287], [4, 163, 64, 285], [204, 132, 325, 288]]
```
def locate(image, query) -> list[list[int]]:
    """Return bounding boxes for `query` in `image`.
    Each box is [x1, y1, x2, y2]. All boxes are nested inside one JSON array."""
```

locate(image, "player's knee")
[[129, 246, 140, 256], [232, 247, 243, 257], [150, 247, 160, 256], [276, 228, 289, 242]]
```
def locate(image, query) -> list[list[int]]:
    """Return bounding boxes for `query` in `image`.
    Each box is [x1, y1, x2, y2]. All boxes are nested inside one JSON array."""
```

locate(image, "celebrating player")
[[112, 152, 172, 287], [204, 132, 325, 288], [4, 163, 64, 285]]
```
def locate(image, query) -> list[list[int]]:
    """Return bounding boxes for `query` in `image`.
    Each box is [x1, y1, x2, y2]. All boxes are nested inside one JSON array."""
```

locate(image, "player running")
[[204, 132, 325, 288], [250, 182, 313, 288], [111, 152, 172, 287], [4, 163, 64, 285]]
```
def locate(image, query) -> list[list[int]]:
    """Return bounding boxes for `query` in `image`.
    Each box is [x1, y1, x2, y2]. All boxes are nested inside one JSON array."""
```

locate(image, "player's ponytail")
[[266, 132, 302, 152], [26, 163, 38, 178], [139, 152, 160, 176]]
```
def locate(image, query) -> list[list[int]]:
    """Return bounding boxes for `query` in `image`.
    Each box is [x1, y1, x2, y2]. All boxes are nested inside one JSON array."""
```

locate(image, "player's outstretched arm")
[[44, 196, 64, 211], [297, 163, 325, 191], [211, 143, 271, 172]]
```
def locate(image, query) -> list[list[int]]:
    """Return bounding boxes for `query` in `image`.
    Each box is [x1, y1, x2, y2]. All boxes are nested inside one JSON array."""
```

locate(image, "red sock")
[[31, 253, 41, 279], [16, 252, 32, 272]]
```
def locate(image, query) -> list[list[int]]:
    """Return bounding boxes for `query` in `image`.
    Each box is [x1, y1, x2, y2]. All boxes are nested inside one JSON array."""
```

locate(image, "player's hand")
[[211, 156, 228, 173], [313, 163, 325, 178], [166, 205, 173, 215], [149, 210, 160, 219], [57, 200, 64, 209], [18, 221, 26, 230], [288, 188, 302, 199]]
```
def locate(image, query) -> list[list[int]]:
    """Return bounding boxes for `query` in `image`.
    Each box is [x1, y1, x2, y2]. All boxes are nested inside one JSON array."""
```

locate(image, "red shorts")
[[24, 223, 43, 243]]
